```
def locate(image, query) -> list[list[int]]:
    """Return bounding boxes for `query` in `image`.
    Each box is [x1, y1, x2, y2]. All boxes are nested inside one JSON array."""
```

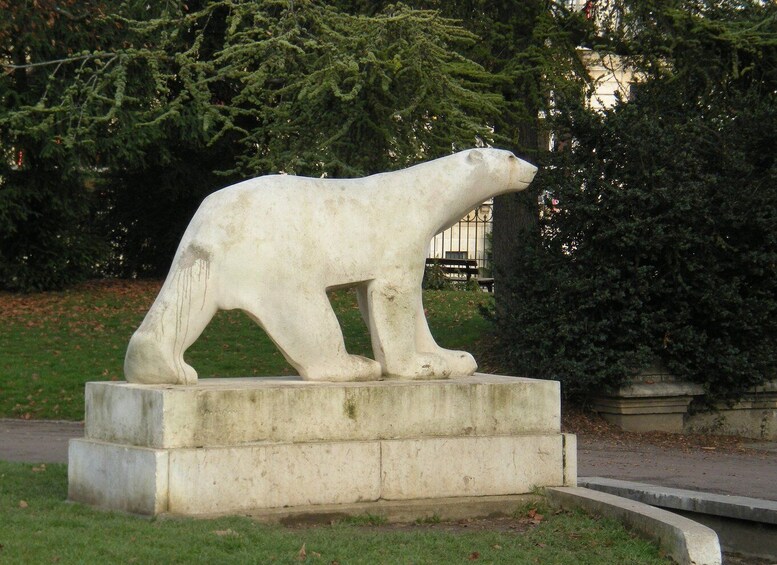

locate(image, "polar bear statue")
[[124, 148, 537, 384]]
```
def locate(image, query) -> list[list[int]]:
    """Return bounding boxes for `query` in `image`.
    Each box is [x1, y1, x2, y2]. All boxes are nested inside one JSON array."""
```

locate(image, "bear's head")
[[466, 148, 537, 197]]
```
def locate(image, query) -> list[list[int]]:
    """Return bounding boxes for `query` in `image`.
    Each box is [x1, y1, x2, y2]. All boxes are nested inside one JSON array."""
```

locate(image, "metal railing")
[[427, 200, 493, 273]]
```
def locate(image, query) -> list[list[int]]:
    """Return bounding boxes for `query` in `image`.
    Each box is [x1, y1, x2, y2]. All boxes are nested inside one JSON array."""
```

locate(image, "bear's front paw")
[[387, 351, 477, 380], [439, 350, 478, 376]]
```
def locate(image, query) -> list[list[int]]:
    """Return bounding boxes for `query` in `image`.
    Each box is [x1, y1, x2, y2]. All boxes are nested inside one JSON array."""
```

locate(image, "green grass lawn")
[[0, 282, 674, 564], [0, 280, 493, 420], [0, 461, 670, 564]]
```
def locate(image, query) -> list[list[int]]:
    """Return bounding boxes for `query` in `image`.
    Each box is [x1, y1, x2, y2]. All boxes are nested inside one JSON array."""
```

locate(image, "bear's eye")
[[508, 155, 517, 160]]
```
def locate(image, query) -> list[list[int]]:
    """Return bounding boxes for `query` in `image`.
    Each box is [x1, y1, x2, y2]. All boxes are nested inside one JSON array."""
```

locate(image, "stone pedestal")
[[69, 374, 576, 517]]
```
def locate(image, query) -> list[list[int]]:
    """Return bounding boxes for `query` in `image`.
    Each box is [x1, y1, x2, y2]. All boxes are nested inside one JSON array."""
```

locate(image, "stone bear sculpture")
[[124, 148, 537, 384]]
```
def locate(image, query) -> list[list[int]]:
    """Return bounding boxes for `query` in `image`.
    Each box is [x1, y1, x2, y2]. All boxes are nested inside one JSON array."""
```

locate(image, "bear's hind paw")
[[300, 355, 382, 382]]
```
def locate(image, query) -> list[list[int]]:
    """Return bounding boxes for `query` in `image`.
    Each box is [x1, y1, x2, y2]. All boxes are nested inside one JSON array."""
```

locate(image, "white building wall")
[[578, 49, 637, 111]]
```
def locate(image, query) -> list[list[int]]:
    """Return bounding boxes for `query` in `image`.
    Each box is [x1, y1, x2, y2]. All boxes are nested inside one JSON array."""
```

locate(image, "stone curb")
[[545, 486, 721, 565], [578, 477, 777, 525]]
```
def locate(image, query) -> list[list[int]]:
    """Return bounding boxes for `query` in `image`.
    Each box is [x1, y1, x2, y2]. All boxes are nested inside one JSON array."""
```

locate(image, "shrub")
[[423, 260, 453, 291], [490, 84, 777, 403]]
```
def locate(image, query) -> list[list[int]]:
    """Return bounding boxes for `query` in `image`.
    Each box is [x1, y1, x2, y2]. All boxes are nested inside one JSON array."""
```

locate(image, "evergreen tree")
[[0, 1, 120, 290], [1, 0, 502, 287], [336, 0, 592, 281], [433, 1, 589, 284]]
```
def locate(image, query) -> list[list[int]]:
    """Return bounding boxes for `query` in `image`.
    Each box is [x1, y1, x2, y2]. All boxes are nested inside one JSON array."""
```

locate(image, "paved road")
[[1, 419, 83, 464], [2, 419, 776, 502], [576, 435, 777, 502]]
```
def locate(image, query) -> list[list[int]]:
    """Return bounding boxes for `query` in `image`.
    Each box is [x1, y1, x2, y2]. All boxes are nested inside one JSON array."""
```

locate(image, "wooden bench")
[[425, 258, 494, 292]]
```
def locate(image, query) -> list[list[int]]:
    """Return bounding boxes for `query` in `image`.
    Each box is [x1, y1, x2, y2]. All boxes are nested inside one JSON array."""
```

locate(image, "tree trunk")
[[492, 122, 542, 292], [492, 189, 539, 275]]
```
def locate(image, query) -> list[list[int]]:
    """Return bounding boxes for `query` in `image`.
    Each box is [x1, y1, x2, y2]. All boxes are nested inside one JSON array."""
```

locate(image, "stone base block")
[[69, 374, 576, 516], [83, 374, 561, 447], [684, 382, 777, 440], [591, 382, 704, 433], [592, 378, 777, 437], [68, 440, 169, 515], [69, 433, 573, 516]]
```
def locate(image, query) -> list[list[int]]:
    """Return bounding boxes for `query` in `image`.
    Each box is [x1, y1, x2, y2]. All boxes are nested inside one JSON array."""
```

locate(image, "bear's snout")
[[509, 155, 538, 191]]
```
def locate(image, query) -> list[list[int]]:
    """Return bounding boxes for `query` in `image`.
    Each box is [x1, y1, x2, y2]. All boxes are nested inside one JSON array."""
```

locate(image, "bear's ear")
[[467, 149, 484, 163]]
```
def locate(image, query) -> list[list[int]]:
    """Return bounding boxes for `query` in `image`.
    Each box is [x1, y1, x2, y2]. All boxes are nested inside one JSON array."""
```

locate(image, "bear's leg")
[[243, 289, 381, 382], [412, 291, 478, 376], [125, 269, 217, 385], [365, 279, 476, 379]]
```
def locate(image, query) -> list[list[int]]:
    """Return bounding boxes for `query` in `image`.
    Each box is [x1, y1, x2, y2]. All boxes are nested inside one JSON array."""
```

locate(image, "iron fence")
[[428, 200, 493, 273]]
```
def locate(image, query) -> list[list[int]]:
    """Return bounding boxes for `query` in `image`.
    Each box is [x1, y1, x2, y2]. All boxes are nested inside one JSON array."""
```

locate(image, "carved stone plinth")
[[68, 374, 576, 517]]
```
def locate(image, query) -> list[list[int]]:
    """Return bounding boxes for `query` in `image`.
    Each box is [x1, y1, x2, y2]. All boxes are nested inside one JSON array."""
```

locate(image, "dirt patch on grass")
[[281, 507, 548, 534], [360, 514, 542, 534]]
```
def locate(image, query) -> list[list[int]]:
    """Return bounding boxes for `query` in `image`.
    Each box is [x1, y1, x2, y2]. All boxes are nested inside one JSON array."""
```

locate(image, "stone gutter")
[[579, 477, 777, 561]]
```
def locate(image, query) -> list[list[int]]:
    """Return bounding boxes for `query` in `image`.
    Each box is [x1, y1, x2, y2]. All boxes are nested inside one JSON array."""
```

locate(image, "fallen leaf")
[[213, 529, 239, 537], [527, 508, 544, 524], [19, 500, 28, 508], [297, 543, 307, 561], [468, 551, 480, 560]]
